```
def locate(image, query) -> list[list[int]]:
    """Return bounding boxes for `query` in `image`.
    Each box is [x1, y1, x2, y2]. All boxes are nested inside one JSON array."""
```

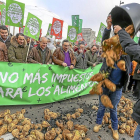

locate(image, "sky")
[[2, 0, 140, 36]]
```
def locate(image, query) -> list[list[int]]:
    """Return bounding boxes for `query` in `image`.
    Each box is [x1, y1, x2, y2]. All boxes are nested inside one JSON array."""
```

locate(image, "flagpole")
[[8, 26, 10, 35], [13, 26, 15, 36], [26, 38, 31, 62]]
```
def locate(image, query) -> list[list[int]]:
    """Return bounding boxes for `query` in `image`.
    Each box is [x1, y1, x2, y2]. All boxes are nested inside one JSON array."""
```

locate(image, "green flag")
[[67, 26, 78, 42], [78, 19, 83, 33], [47, 23, 52, 37], [24, 12, 42, 40], [96, 22, 106, 45], [6, 0, 25, 27], [72, 15, 79, 28], [0, 4, 6, 25]]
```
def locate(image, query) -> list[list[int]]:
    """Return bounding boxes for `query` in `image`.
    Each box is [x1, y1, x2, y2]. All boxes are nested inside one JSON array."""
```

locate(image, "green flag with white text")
[[78, 19, 83, 33], [72, 15, 79, 28], [67, 26, 78, 42], [0, 4, 6, 25], [6, 0, 25, 27], [96, 22, 106, 45], [24, 12, 42, 40], [0, 62, 102, 105]]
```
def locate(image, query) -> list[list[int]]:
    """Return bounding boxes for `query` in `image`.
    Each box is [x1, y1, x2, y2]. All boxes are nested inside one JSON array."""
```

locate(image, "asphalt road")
[[0, 92, 136, 140]]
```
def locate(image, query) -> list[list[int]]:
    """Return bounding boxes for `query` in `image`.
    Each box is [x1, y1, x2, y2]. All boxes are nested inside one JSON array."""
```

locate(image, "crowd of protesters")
[[0, 25, 103, 69]]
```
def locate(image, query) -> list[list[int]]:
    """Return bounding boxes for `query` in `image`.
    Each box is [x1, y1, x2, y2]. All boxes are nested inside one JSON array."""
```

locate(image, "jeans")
[[96, 87, 122, 130], [134, 124, 140, 140]]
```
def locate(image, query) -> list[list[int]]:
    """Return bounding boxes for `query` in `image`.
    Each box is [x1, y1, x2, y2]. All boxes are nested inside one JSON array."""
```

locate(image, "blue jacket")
[[129, 62, 132, 75], [100, 28, 131, 90]]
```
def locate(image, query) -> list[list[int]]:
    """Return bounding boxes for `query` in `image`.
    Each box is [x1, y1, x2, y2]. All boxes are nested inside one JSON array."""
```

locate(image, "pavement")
[[0, 92, 137, 140]]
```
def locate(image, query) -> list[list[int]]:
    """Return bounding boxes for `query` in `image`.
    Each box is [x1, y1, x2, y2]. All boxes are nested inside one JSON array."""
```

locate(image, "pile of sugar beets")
[[0, 96, 136, 140], [92, 95, 138, 137], [0, 108, 91, 140]]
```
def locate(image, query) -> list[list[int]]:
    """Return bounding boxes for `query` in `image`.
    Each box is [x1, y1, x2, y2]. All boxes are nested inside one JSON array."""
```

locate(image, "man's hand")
[[106, 14, 112, 30], [69, 65, 74, 69], [93, 63, 96, 67], [137, 69, 140, 74], [114, 25, 122, 34], [62, 62, 67, 67], [79, 49, 83, 54]]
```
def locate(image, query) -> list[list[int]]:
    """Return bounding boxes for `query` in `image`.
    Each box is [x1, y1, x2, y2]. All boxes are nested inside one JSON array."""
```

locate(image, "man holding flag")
[[8, 33, 28, 63]]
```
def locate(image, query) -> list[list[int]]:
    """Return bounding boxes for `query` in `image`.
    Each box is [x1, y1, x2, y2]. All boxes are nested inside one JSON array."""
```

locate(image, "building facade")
[[82, 28, 96, 47]]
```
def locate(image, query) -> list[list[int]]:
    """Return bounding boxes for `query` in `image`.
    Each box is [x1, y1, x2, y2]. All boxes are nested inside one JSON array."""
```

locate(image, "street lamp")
[[120, 1, 124, 6]]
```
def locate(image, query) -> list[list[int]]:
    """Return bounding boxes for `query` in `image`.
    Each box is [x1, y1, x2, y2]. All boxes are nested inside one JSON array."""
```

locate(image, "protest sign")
[[96, 22, 106, 45], [0, 62, 102, 105], [67, 26, 78, 42], [6, 0, 25, 27], [72, 15, 79, 28], [0, 4, 6, 25], [75, 33, 84, 45], [24, 12, 42, 40], [51, 17, 63, 38], [77, 33, 83, 41]]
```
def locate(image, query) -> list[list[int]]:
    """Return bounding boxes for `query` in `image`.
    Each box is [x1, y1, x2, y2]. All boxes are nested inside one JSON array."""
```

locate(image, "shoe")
[[93, 124, 102, 132], [111, 128, 119, 140]]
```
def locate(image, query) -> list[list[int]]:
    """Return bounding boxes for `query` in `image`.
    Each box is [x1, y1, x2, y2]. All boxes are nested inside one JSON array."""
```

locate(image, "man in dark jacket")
[[0, 25, 11, 49], [97, 47, 104, 64], [86, 45, 98, 67], [113, 25, 140, 140], [93, 15, 130, 140], [74, 43, 87, 69]]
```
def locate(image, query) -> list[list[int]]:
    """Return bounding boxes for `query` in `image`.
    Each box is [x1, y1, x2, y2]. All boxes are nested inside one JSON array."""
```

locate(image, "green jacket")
[[74, 51, 88, 69], [8, 36, 28, 63], [86, 50, 97, 66]]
